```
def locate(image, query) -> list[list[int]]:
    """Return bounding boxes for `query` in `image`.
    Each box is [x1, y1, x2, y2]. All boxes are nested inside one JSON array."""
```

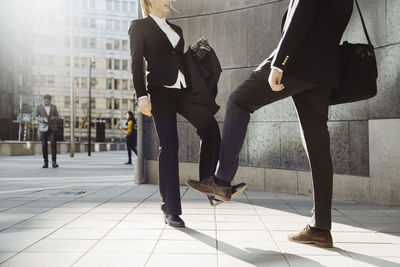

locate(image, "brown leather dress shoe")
[[187, 176, 232, 201], [288, 224, 333, 248]]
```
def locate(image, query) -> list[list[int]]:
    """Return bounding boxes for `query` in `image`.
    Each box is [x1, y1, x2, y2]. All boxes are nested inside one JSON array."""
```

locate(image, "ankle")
[[214, 176, 231, 187]]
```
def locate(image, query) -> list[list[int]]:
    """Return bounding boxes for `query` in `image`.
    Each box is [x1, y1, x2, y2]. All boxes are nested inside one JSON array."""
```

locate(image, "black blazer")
[[129, 16, 186, 98], [269, 0, 354, 90]]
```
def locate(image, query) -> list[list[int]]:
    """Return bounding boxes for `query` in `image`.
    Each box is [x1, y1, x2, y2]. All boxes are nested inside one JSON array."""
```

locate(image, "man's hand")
[[138, 97, 152, 117], [268, 68, 285, 91], [43, 118, 48, 123]]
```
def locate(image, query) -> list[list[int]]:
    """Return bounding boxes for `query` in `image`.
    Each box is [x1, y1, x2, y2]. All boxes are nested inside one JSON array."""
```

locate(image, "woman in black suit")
[[129, 0, 222, 227]]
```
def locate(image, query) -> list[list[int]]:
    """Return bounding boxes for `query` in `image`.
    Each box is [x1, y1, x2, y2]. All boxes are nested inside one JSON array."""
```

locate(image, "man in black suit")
[[187, 0, 354, 247], [35, 95, 59, 168]]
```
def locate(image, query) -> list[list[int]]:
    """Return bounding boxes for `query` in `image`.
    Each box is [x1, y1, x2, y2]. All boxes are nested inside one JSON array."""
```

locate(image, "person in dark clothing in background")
[[124, 111, 137, 165], [35, 95, 59, 168]]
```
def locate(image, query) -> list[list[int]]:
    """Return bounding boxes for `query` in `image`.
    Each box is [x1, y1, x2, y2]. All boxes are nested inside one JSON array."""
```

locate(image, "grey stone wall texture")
[[142, 0, 400, 201]]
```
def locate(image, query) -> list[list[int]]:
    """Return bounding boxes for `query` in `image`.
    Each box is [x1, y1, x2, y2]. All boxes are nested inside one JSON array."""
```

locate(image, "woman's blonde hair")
[[140, 0, 152, 17]]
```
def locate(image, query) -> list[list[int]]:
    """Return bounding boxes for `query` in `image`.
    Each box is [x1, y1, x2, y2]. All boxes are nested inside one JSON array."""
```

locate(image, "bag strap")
[[355, 0, 373, 46]]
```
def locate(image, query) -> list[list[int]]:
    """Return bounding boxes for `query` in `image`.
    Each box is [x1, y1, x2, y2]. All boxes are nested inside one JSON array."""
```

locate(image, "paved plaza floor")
[[0, 151, 399, 267]]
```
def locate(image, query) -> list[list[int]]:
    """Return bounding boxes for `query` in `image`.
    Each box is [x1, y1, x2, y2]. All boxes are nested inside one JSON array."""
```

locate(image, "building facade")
[[0, 0, 33, 140], [31, 0, 138, 142]]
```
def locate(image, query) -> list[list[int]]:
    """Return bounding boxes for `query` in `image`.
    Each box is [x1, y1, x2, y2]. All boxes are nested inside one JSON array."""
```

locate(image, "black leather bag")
[[330, 0, 378, 105]]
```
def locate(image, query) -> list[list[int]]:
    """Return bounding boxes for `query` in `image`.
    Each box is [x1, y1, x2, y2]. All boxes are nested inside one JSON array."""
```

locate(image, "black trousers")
[[215, 62, 333, 230], [40, 128, 57, 162], [150, 87, 221, 215], [126, 133, 137, 162]]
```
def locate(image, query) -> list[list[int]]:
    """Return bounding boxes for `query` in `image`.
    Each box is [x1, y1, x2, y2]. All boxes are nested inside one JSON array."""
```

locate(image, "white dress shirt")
[[44, 105, 50, 116], [149, 13, 187, 90]]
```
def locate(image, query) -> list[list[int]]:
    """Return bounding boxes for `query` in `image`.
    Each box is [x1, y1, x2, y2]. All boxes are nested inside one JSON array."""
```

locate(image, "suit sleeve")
[[272, 0, 320, 71], [129, 21, 147, 99], [35, 106, 44, 123], [54, 105, 59, 118]]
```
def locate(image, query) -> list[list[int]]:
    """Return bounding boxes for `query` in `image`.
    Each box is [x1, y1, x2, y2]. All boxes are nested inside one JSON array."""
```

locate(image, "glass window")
[[106, 38, 113, 50], [106, 99, 112, 109], [122, 79, 128, 90], [89, 18, 96, 28], [122, 1, 128, 12], [74, 77, 80, 88], [122, 60, 128, 70], [107, 59, 112, 69], [81, 18, 88, 28], [89, 0, 96, 9], [64, 76, 71, 88], [114, 20, 120, 31], [114, 1, 120, 11], [48, 55, 55, 67], [74, 36, 80, 48], [81, 0, 88, 8], [114, 99, 120, 110], [65, 56, 71, 67], [114, 79, 120, 90], [107, 79, 112, 90], [106, 19, 112, 30], [81, 57, 88, 68], [65, 36, 71, 47], [74, 57, 79, 68], [64, 96, 70, 106], [114, 39, 120, 50], [81, 77, 88, 88], [81, 37, 88, 48], [47, 75, 55, 87], [122, 40, 128, 50], [114, 59, 120, 70], [122, 99, 128, 109], [73, 17, 80, 27], [106, 0, 112, 10], [89, 38, 96, 49]]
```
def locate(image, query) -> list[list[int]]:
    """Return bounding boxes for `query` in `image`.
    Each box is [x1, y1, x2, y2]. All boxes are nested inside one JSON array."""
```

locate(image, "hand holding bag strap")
[[355, 0, 373, 46]]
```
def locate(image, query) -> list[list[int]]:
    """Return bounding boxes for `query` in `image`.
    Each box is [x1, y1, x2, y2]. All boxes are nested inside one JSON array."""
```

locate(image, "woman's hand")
[[268, 68, 285, 92], [138, 97, 152, 117]]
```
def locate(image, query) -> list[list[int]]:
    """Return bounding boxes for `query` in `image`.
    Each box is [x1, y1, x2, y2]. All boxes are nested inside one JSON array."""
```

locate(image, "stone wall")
[[142, 0, 400, 205]]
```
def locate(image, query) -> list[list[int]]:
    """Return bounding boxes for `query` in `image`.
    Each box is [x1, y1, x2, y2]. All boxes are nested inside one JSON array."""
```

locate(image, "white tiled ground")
[[0, 151, 399, 266]]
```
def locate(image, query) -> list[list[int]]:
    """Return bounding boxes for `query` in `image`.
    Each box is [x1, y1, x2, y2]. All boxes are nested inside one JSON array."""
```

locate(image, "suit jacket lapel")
[[146, 16, 174, 50], [167, 21, 184, 49]]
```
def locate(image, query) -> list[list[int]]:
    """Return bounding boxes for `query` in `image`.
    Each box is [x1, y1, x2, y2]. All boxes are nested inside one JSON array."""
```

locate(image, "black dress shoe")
[[124, 161, 132, 165], [52, 161, 59, 168], [164, 213, 185, 228], [42, 161, 49, 168], [207, 195, 223, 207], [232, 183, 247, 198]]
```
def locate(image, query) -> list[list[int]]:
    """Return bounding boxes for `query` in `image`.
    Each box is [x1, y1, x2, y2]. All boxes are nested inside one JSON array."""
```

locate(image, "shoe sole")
[[208, 198, 223, 207], [164, 217, 186, 228], [232, 184, 248, 199], [288, 237, 333, 248], [186, 182, 231, 201]]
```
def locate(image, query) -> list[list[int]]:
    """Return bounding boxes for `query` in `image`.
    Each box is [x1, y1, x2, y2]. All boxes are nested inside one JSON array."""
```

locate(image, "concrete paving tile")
[[64, 219, 118, 229], [337, 243, 400, 257], [154, 240, 217, 254], [352, 256, 400, 267], [147, 254, 217, 267], [215, 208, 257, 215], [285, 254, 360, 267], [184, 221, 216, 230], [216, 222, 266, 230], [47, 228, 109, 239], [26, 239, 97, 253], [218, 254, 289, 267], [278, 242, 344, 256], [0, 253, 16, 263], [74, 252, 149, 267], [259, 215, 310, 223], [0, 252, 82, 267], [216, 215, 261, 222], [90, 239, 157, 253], [160, 229, 216, 240], [104, 229, 163, 240], [77, 213, 126, 221], [115, 220, 166, 230], [0, 228, 55, 239], [254, 208, 299, 216], [217, 231, 273, 242], [33, 213, 82, 220], [12, 219, 69, 229], [333, 232, 400, 243], [217, 241, 281, 255], [263, 222, 307, 231], [180, 214, 215, 222], [87, 207, 133, 214], [0, 238, 38, 252]]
